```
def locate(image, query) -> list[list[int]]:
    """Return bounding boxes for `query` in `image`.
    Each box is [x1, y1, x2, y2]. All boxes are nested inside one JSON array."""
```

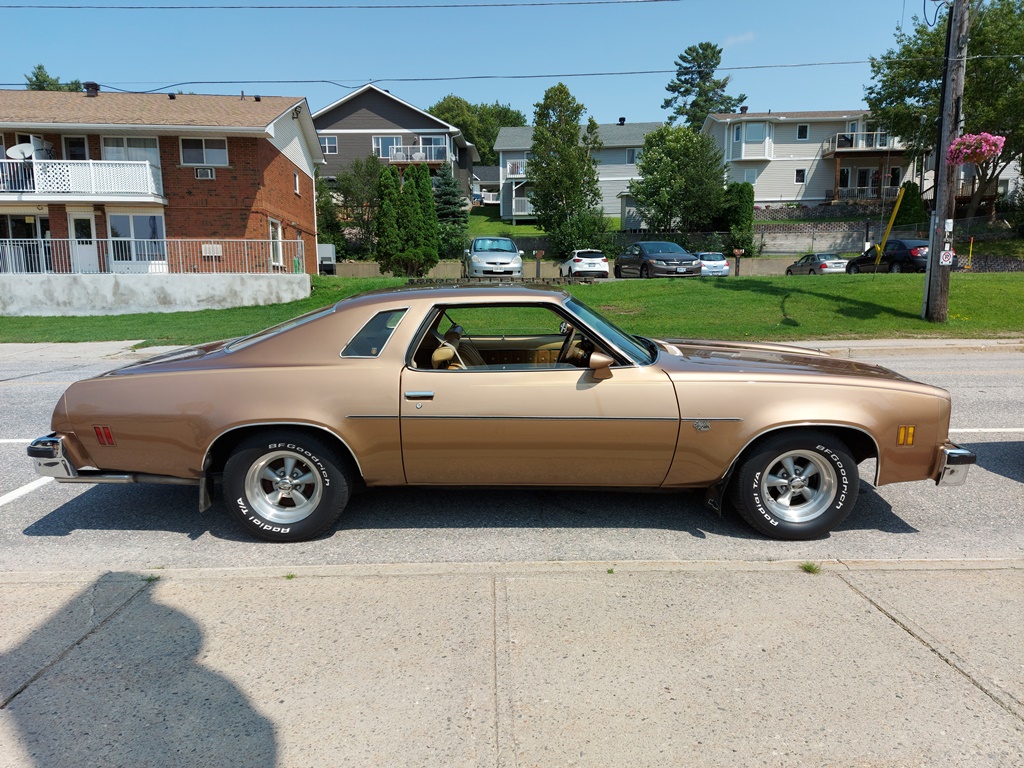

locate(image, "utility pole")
[[924, 0, 971, 322]]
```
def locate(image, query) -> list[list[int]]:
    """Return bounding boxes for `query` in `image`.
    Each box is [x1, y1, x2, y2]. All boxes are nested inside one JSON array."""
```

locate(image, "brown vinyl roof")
[[0, 89, 305, 129]]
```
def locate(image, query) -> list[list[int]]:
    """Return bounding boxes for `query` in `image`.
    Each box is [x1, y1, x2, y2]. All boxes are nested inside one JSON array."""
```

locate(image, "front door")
[[69, 214, 99, 273]]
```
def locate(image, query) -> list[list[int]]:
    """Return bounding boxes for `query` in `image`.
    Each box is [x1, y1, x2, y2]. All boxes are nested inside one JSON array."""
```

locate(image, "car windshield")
[[565, 297, 653, 365], [474, 238, 516, 253], [643, 242, 687, 254]]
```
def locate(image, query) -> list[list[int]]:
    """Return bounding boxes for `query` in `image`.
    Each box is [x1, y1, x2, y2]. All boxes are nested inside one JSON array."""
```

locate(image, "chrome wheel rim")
[[244, 450, 323, 524], [759, 450, 836, 523]]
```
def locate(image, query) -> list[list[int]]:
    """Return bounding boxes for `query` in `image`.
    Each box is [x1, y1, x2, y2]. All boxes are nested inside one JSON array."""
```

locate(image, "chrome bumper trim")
[[936, 444, 976, 487], [28, 434, 79, 479]]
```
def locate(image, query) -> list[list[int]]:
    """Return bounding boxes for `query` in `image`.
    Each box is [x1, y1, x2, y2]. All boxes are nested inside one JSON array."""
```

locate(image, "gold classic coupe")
[[28, 284, 975, 542]]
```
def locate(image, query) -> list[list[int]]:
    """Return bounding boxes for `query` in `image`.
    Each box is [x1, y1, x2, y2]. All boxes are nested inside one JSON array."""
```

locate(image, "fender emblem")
[[692, 420, 711, 432]]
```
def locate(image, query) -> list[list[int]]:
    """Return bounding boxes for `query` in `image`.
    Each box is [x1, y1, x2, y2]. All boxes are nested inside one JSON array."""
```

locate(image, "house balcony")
[[830, 186, 902, 201], [388, 145, 451, 164], [821, 132, 906, 158], [506, 159, 528, 179], [512, 197, 534, 217], [0, 237, 304, 275], [0, 159, 164, 202]]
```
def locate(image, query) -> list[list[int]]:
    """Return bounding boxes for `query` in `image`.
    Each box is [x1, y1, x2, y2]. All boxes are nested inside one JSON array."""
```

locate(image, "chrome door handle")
[[404, 391, 434, 400]]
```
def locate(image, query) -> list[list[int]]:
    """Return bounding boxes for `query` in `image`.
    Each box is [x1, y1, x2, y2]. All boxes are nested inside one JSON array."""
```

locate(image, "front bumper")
[[936, 443, 976, 487], [648, 263, 701, 277], [468, 265, 523, 278]]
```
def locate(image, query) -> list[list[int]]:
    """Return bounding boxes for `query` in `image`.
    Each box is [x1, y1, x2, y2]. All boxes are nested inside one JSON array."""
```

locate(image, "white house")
[[492, 120, 662, 222], [701, 108, 913, 206]]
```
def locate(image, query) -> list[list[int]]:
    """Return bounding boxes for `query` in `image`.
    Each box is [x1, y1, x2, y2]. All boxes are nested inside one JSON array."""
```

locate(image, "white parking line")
[[0, 439, 32, 444], [0, 477, 53, 508], [949, 428, 1024, 433]]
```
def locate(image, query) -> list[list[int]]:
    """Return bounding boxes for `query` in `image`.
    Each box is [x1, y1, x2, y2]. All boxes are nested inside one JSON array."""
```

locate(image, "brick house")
[[312, 84, 478, 196], [0, 85, 324, 275]]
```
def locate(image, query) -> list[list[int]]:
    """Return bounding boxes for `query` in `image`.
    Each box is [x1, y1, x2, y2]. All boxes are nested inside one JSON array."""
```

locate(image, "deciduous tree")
[[629, 124, 725, 232], [427, 95, 527, 166]]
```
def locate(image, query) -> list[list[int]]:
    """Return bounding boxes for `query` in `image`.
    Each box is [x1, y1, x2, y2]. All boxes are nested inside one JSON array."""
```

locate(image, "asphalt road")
[[1, 344, 1022, 572]]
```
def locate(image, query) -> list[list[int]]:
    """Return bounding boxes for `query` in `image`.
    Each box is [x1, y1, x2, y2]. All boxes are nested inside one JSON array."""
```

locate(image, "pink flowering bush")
[[947, 133, 1006, 165]]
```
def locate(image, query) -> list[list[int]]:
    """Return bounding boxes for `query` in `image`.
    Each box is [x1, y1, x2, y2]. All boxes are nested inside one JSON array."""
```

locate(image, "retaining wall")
[[0, 273, 311, 317]]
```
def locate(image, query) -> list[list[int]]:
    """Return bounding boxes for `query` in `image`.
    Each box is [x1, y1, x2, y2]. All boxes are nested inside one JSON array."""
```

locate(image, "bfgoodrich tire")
[[728, 430, 859, 540], [224, 431, 352, 542]]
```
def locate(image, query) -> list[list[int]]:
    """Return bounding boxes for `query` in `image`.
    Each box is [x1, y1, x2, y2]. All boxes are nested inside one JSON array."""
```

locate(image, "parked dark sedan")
[[846, 239, 957, 274], [613, 242, 701, 278]]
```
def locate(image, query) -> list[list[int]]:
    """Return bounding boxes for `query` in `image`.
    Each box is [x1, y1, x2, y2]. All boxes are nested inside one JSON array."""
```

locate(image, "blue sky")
[[2, 0, 929, 124]]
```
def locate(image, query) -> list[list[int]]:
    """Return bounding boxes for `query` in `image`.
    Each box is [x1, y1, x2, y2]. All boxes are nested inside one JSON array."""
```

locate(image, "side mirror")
[[464, 249, 470, 255], [519, 250, 525, 256], [588, 352, 614, 380]]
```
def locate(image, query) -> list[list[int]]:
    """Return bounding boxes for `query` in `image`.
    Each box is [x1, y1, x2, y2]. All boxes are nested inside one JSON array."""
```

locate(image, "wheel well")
[[204, 424, 361, 480], [741, 425, 877, 465]]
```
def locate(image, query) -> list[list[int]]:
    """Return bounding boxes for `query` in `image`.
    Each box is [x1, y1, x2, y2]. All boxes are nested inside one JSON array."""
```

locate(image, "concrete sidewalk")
[[1, 560, 1022, 767]]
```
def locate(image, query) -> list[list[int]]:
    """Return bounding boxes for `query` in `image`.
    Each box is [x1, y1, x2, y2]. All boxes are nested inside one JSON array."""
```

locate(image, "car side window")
[[341, 309, 407, 357]]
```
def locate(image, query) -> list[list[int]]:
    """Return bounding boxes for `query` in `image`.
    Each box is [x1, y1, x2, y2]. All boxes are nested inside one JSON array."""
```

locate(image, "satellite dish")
[[6, 143, 36, 160]]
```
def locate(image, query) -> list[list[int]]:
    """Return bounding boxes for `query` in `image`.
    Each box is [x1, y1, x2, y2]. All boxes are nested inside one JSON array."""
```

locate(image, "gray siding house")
[[493, 120, 661, 223], [701, 109, 912, 207], [312, 84, 479, 195]]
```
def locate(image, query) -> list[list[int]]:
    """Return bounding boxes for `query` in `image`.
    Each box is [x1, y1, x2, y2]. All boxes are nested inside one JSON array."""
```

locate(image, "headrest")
[[431, 346, 456, 369], [444, 325, 464, 344]]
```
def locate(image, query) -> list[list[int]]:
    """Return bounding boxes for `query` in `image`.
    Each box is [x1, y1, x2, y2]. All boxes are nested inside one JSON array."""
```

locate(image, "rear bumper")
[[27, 433, 198, 487], [936, 443, 976, 487]]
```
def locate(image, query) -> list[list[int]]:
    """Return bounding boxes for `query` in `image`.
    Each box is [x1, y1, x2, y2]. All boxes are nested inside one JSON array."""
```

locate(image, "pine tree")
[[434, 162, 469, 259], [662, 43, 746, 128], [416, 165, 440, 262], [374, 166, 402, 274]]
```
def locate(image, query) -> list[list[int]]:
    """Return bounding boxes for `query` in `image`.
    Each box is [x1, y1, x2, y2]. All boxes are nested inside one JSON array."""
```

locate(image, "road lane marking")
[[0, 477, 53, 508], [949, 428, 1024, 433], [0, 439, 33, 444]]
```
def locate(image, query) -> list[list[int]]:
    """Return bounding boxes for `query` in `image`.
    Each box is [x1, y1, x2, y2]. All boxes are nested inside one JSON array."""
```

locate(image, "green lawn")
[[2, 273, 1021, 347], [466, 207, 621, 239]]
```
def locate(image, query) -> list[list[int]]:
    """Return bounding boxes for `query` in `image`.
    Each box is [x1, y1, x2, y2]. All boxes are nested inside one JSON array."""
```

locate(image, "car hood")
[[653, 337, 925, 387]]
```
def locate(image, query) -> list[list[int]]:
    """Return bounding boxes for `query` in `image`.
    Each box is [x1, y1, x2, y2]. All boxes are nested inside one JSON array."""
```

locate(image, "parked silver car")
[[786, 253, 849, 275], [462, 237, 524, 278], [695, 252, 731, 277]]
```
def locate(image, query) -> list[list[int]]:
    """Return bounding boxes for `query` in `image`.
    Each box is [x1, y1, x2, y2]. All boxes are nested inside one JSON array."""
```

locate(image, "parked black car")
[[846, 239, 957, 274], [613, 242, 701, 278]]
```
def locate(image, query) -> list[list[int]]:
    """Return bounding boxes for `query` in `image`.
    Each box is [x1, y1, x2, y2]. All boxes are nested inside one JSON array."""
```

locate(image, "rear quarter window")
[[342, 309, 407, 357]]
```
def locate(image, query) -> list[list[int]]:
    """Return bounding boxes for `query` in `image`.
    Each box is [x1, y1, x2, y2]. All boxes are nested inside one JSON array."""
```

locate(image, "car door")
[[623, 245, 642, 276], [796, 256, 811, 274], [399, 303, 680, 487]]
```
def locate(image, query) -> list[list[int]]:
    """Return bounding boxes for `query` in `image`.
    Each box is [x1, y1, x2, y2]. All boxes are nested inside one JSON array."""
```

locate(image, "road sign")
[[939, 250, 954, 266]]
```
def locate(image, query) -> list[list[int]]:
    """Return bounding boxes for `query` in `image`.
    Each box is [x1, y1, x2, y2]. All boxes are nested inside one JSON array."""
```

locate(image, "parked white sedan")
[[695, 252, 731, 277], [560, 249, 609, 279]]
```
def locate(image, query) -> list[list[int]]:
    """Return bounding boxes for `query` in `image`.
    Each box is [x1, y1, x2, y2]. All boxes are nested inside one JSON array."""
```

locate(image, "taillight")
[[573, 258, 582, 263], [601, 258, 608, 262], [910, 247, 925, 257]]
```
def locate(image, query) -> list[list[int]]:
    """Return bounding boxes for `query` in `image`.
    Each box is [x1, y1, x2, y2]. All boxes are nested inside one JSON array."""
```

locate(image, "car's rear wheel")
[[847, 264, 860, 274], [889, 262, 902, 273], [728, 430, 859, 540], [224, 431, 351, 542]]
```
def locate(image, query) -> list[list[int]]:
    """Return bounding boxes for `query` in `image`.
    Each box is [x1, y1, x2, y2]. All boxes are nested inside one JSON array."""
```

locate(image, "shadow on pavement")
[[0, 572, 276, 768], [22, 473, 916, 542], [960, 440, 1023, 484]]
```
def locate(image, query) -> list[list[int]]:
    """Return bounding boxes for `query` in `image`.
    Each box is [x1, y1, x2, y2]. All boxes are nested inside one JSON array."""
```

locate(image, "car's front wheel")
[[847, 264, 860, 274], [728, 430, 859, 540], [224, 431, 352, 542], [640, 264, 651, 279], [785, 269, 793, 276], [613, 264, 622, 278]]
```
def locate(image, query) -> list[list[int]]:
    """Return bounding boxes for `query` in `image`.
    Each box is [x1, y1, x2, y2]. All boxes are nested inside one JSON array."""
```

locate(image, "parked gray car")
[[786, 253, 849, 275], [463, 237, 524, 278], [613, 242, 701, 278]]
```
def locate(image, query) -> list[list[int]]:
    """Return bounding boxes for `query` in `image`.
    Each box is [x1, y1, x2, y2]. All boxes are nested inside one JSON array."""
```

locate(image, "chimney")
[[618, 117, 626, 126], [84, 82, 100, 97], [739, 106, 748, 114]]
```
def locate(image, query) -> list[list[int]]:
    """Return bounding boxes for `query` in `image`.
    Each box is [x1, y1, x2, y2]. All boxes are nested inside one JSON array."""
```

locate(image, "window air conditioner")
[[195, 167, 215, 180]]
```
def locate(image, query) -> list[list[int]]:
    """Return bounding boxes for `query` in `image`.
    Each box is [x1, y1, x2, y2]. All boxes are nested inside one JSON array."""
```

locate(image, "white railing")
[[512, 197, 534, 216], [480, 191, 499, 204], [836, 186, 902, 201], [822, 132, 904, 155], [506, 159, 528, 178], [0, 237, 304, 275], [388, 145, 450, 163], [0, 159, 163, 197]]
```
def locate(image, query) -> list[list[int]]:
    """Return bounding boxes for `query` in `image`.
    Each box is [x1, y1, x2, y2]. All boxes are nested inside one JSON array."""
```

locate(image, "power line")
[[0, 0, 683, 9]]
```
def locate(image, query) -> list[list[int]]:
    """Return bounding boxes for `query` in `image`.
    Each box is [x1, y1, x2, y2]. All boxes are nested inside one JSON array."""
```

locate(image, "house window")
[[416, 135, 447, 161], [102, 137, 160, 166], [796, 124, 809, 141], [744, 168, 757, 185], [108, 213, 167, 263], [889, 167, 901, 187], [839, 168, 850, 188], [294, 172, 301, 195], [745, 122, 766, 142], [63, 136, 89, 160], [733, 125, 741, 142], [181, 138, 228, 166], [795, 169, 806, 184], [319, 135, 337, 154], [373, 136, 402, 159], [626, 148, 637, 164]]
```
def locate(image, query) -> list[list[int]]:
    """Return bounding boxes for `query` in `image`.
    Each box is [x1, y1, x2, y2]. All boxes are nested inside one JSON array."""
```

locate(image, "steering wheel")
[[556, 326, 576, 364]]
